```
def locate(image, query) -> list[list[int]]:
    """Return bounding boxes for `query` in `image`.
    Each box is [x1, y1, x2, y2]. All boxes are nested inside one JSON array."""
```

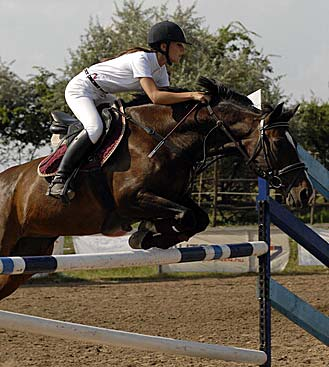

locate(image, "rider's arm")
[[139, 77, 207, 105]]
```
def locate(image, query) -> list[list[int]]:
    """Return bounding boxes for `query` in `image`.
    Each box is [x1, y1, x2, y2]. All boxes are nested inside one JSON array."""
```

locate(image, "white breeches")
[[65, 73, 116, 144]]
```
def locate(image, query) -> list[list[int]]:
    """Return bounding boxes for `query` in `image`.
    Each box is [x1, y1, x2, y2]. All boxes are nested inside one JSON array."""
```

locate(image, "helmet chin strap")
[[165, 41, 172, 66], [157, 41, 172, 66]]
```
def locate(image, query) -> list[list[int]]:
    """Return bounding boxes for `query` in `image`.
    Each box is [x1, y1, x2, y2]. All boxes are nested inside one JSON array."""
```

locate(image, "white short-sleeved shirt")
[[86, 51, 169, 94]]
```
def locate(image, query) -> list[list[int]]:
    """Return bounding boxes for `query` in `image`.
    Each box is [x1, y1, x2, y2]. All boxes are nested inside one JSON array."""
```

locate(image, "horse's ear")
[[267, 102, 284, 123], [280, 104, 300, 122], [262, 103, 274, 114]]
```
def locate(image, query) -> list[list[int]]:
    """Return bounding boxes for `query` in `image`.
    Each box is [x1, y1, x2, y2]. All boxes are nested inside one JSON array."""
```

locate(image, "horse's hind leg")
[[0, 237, 58, 301], [0, 274, 33, 301]]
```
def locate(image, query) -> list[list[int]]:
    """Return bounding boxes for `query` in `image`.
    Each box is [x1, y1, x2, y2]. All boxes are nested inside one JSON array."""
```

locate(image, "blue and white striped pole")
[[0, 242, 268, 275]]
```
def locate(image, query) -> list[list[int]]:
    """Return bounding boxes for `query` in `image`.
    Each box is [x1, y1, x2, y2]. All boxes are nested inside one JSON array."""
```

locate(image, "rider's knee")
[[86, 125, 103, 144]]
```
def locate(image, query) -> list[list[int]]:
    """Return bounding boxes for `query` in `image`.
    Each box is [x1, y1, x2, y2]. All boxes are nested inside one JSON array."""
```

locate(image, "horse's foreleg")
[[178, 196, 210, 235], [134, 191, 198, 228], [138, 196, 209, 248], [128, 192, 207, 249]]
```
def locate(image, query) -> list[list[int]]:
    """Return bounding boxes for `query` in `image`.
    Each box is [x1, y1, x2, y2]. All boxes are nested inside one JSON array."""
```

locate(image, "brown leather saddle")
[[38, 101, 126, 177]]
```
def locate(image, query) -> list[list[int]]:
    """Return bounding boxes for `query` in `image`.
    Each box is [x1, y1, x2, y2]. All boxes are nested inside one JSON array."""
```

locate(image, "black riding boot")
[[47, 130, 94, 201]]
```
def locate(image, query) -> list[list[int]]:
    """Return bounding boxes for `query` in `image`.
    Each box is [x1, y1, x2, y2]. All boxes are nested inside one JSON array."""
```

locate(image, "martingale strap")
[[148, 103, 200, 158], [110, 106, 183, 157]]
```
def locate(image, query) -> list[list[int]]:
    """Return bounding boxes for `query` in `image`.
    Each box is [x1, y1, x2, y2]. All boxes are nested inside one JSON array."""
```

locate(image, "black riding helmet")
[[147, 21, 191, 65]]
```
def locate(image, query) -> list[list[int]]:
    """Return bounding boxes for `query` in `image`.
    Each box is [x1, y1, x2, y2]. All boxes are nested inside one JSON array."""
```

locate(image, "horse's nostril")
[[300, 188, 312, 206]]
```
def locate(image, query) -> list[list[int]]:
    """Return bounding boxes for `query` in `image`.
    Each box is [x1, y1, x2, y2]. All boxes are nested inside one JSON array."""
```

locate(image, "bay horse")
[[0, 77, 313, 300]]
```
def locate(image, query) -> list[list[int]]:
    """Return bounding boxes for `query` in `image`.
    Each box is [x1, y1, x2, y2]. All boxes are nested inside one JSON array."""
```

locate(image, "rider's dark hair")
[[100, 47, 155, 62]]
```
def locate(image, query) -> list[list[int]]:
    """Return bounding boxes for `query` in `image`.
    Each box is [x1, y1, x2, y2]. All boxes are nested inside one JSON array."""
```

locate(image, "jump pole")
[[0, 241, 268, 275], [0, 310, 267, 364]]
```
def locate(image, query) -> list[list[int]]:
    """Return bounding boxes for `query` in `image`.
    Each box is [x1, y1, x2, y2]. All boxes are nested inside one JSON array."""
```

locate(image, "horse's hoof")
[[138, 220, 156, 233], [128, 230, 153, 250]]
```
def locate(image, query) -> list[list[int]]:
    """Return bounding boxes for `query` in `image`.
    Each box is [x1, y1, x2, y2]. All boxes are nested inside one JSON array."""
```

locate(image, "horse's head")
[[197, 77, 314, 208], [250, 102, 314, 207]]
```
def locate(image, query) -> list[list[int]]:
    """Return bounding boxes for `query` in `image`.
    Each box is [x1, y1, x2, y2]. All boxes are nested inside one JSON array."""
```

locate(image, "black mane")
[[197, 76, 254, 107], [124, 77, 253, 109]]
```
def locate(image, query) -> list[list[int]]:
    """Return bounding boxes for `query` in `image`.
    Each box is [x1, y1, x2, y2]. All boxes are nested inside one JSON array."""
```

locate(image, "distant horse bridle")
[[203, 104, 307, 195]]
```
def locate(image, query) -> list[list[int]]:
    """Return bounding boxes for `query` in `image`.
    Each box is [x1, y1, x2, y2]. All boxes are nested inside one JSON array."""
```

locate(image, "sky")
[[1, 0, 329, 102]]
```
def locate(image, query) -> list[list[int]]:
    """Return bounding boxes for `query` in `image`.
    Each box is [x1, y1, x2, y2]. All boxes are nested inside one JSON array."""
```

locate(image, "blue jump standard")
[[270, 279, 329, 346], [269, 198, 329, 267], [0, 242, 268, 275], [297, 144, 329, 200]]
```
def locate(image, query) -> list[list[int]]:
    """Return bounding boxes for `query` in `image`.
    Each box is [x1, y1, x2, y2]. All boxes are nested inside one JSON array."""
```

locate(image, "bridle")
[[201, 104, 307, 195]]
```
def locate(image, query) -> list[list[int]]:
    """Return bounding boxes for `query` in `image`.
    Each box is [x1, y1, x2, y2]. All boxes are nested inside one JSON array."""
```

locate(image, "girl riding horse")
[[48, 21, 208, 201]]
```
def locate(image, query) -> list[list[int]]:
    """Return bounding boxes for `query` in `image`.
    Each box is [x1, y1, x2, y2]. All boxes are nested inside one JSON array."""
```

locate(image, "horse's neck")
[[126, 105, 176, 135], [126, 104, 215, 162], [176, 107, 260, 162]]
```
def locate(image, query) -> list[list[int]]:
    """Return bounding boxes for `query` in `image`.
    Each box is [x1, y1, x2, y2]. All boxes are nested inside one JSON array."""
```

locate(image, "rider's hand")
[[191, 92, 210, 104]]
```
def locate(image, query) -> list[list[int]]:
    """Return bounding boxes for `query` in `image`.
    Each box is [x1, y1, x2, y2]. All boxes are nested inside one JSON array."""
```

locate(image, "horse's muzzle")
[[286, 186, 315, 208]]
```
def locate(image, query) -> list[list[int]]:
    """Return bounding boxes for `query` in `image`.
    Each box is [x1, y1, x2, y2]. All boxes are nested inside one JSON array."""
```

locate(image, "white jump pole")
[[0, 310, 267, 364]]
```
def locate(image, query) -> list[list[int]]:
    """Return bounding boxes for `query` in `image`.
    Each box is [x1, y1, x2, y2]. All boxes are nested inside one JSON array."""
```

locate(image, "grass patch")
[[61, 265, 159, 281], [281, 240, 328, 274], [64, 236, 75, 254], [59, 266, 248, 282]]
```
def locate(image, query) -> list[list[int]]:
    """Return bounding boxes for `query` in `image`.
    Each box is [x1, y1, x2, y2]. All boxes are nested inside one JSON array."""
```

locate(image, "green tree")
[[291, 98, 329, 169], [64, 1, 282, 104], [0, 0, 285, 165], [0, 61, 66, 162]]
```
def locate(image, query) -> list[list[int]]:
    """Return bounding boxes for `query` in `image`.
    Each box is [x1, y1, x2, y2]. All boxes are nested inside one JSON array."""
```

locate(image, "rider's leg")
[[47, 95, 103, 200], [47, 129, 94, 199]]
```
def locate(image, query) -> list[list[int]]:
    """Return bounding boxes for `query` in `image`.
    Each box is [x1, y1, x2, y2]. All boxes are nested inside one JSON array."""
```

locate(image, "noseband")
[[204, 105, 307, 195]]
